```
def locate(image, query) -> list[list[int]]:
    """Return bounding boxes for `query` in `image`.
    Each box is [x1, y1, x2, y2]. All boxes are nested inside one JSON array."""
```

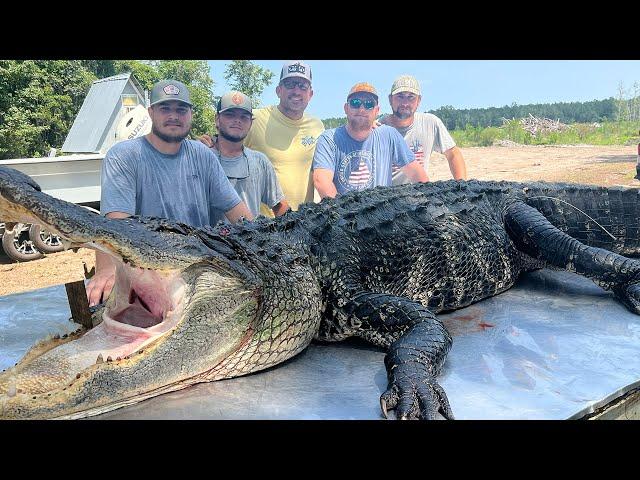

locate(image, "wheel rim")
[[38, 229, 63, 248], [13, 225, 39, 255]]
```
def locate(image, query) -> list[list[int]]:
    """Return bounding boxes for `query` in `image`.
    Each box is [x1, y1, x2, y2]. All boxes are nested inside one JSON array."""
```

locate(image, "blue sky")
[[207, 60, 640, 120]]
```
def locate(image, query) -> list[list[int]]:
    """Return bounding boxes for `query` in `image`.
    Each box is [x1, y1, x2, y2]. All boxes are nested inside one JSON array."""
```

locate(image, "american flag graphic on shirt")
[[338, 150, 374, 192], [392, 139, 424, 173], [349, 157, 371, 186]]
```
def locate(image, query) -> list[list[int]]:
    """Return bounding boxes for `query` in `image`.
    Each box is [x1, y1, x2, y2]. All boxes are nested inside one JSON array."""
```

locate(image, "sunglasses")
[[348, 98, 377, 110], [281, 79, 311, 91]]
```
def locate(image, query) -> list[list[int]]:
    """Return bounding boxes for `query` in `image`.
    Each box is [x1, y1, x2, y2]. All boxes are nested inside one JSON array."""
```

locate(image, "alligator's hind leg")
[[505, 200, 640, 313], [337, 292, 453, 420]]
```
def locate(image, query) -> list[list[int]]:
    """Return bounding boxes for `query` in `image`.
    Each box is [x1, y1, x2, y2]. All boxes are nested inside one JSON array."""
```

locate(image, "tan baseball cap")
[[347, 82, 378, 100], [217, 91, 252, 114], [390, 75, 421, 96], [150, 79, 193, 107]]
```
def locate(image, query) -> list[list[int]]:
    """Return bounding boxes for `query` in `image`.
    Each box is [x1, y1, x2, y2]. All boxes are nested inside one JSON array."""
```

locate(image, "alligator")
[[2, 164, 640, 420]]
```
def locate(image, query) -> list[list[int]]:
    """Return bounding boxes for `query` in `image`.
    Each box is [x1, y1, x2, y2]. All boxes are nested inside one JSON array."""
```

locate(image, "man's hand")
[[85, 267, 115, 307], [198, 134, 215, 148]]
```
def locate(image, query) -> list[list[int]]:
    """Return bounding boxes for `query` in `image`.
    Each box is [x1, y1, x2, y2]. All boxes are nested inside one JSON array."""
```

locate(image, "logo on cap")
[[288, 63, 306, 75], [163, 84, 180, 96], [231, 93, 244, 105]]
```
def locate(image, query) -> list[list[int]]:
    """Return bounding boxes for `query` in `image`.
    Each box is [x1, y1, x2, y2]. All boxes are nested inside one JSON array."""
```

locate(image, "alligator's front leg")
[[505, 200, 640, 313], [339, 292, 453, 420]]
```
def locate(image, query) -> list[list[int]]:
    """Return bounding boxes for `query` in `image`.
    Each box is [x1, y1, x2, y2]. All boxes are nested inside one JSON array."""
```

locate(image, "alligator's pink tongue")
[[111, 291, 162, 328], [110, 265, 174, 328]]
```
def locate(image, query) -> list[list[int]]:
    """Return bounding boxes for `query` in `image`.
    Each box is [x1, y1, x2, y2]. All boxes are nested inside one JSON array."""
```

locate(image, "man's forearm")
[[446, 147, 468, 180], [225, 201, 254, 223], [402, 160, 429, 183], [313, 169, 338, 199], [272, 199, 291, 217]]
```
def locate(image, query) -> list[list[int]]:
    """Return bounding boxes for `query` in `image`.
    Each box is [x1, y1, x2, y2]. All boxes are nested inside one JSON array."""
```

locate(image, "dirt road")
[[1, 144, 637, 296]]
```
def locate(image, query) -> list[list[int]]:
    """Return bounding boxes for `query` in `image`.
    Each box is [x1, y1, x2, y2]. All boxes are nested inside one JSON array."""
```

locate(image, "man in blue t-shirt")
[[86, 79, 253, 307], [312, 82, 428, 198]]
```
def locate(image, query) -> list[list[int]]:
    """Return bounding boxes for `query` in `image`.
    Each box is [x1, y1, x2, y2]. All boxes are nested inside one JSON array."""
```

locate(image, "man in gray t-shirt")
[[87, 79, 253, 308], [204, 91, 289, 220], [380, 75, 468, 185]]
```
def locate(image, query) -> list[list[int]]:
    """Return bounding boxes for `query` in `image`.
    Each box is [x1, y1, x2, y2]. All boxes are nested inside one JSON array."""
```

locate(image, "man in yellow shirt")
[[244, 61, 325, 216]]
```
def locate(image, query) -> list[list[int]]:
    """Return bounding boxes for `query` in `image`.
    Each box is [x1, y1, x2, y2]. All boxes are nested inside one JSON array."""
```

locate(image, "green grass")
[[451, 120, 640, 147]]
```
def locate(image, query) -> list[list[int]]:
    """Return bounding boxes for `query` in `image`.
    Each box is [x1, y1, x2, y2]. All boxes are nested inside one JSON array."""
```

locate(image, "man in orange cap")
[[312, 82, 427, 198]]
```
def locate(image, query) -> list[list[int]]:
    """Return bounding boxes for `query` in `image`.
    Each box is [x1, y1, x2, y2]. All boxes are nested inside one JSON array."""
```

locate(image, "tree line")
[[0, 60, 273, 160], [322, 98, 624, 131]]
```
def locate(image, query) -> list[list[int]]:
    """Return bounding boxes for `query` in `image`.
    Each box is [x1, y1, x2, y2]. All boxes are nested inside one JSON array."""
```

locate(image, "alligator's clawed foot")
[[613, 281, 640, 315], [380, 373, 454, 420]]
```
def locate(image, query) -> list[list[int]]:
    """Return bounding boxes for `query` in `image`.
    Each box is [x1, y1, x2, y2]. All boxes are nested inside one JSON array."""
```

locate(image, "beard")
[[152, 124, 191, 143], [348, 116, 372, 132], [392, 107, 413, 120], [218, 128, 247, 143]]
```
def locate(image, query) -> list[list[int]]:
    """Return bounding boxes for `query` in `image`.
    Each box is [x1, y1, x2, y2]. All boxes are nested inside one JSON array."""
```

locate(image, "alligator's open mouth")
[[0, 252, 188, 396]]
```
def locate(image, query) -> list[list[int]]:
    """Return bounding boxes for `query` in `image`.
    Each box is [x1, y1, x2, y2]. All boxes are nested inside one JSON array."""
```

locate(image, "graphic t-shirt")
[[312, 125, 414, 195], [380, 112, 456, 185]]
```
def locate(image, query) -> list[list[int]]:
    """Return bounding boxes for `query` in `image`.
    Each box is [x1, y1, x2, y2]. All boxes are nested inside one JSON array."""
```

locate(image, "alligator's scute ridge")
[[2, 165, 640, 419]]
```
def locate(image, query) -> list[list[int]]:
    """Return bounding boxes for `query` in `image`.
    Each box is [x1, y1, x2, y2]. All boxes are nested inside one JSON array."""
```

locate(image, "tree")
[[615, 81, 630, 122], [113, 60, 159, 90], [223, 60, 274, 107], [0, 60, 95, 159], [0, 60, 218, 159], [154, 60, 215, 137]]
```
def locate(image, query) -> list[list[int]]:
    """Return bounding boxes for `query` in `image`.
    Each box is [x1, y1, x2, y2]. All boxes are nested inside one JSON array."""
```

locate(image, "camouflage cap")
[[390, 75, 421, 96]]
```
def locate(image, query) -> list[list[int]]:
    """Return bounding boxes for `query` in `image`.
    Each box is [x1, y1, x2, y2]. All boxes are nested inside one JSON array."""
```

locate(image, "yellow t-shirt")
[[244, 105, 325, 216]]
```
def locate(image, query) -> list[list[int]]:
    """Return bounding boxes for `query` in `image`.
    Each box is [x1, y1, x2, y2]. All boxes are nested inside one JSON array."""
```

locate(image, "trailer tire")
[[28, 224, 65, 253], [1, 224, 44, 262]]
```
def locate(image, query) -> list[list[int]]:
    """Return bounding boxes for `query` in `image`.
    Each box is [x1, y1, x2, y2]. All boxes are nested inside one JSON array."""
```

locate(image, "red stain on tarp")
[[453, 314, 476, 322], [478, 322, 495, 331]]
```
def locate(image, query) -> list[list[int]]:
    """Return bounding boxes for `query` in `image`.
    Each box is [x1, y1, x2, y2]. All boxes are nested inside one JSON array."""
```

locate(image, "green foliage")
[[223, 60, 274, 107], [451, 120, 640, 147], [431, 98, 618, 131], [322, 117, 346, 129], [155, 60, 215, 137], [0, 60, 217, 159], [0, 60, 95, 159], [113, 60, 159, 89]]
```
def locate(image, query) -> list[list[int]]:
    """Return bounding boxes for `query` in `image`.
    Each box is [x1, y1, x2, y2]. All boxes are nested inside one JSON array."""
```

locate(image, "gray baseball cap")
[[217, 91, 252, 114], [149, 79, 193, 107], [280, 61, 312, 83]]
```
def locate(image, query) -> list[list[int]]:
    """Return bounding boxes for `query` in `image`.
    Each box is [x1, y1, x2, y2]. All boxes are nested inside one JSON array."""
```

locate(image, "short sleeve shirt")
[[381, 112, 456, 185], [312, 125, 414, 195], [213, 146, 285, 219], [100, 137, 241, 227]]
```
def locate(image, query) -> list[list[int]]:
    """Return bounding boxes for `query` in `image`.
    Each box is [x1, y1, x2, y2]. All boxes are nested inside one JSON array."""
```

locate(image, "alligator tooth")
[[96, 354, 104, 364], [7, 385, 16, 397]]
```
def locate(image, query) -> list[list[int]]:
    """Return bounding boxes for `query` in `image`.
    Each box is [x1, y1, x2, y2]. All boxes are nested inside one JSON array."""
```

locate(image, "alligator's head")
[[0, 166, 320, 419]]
